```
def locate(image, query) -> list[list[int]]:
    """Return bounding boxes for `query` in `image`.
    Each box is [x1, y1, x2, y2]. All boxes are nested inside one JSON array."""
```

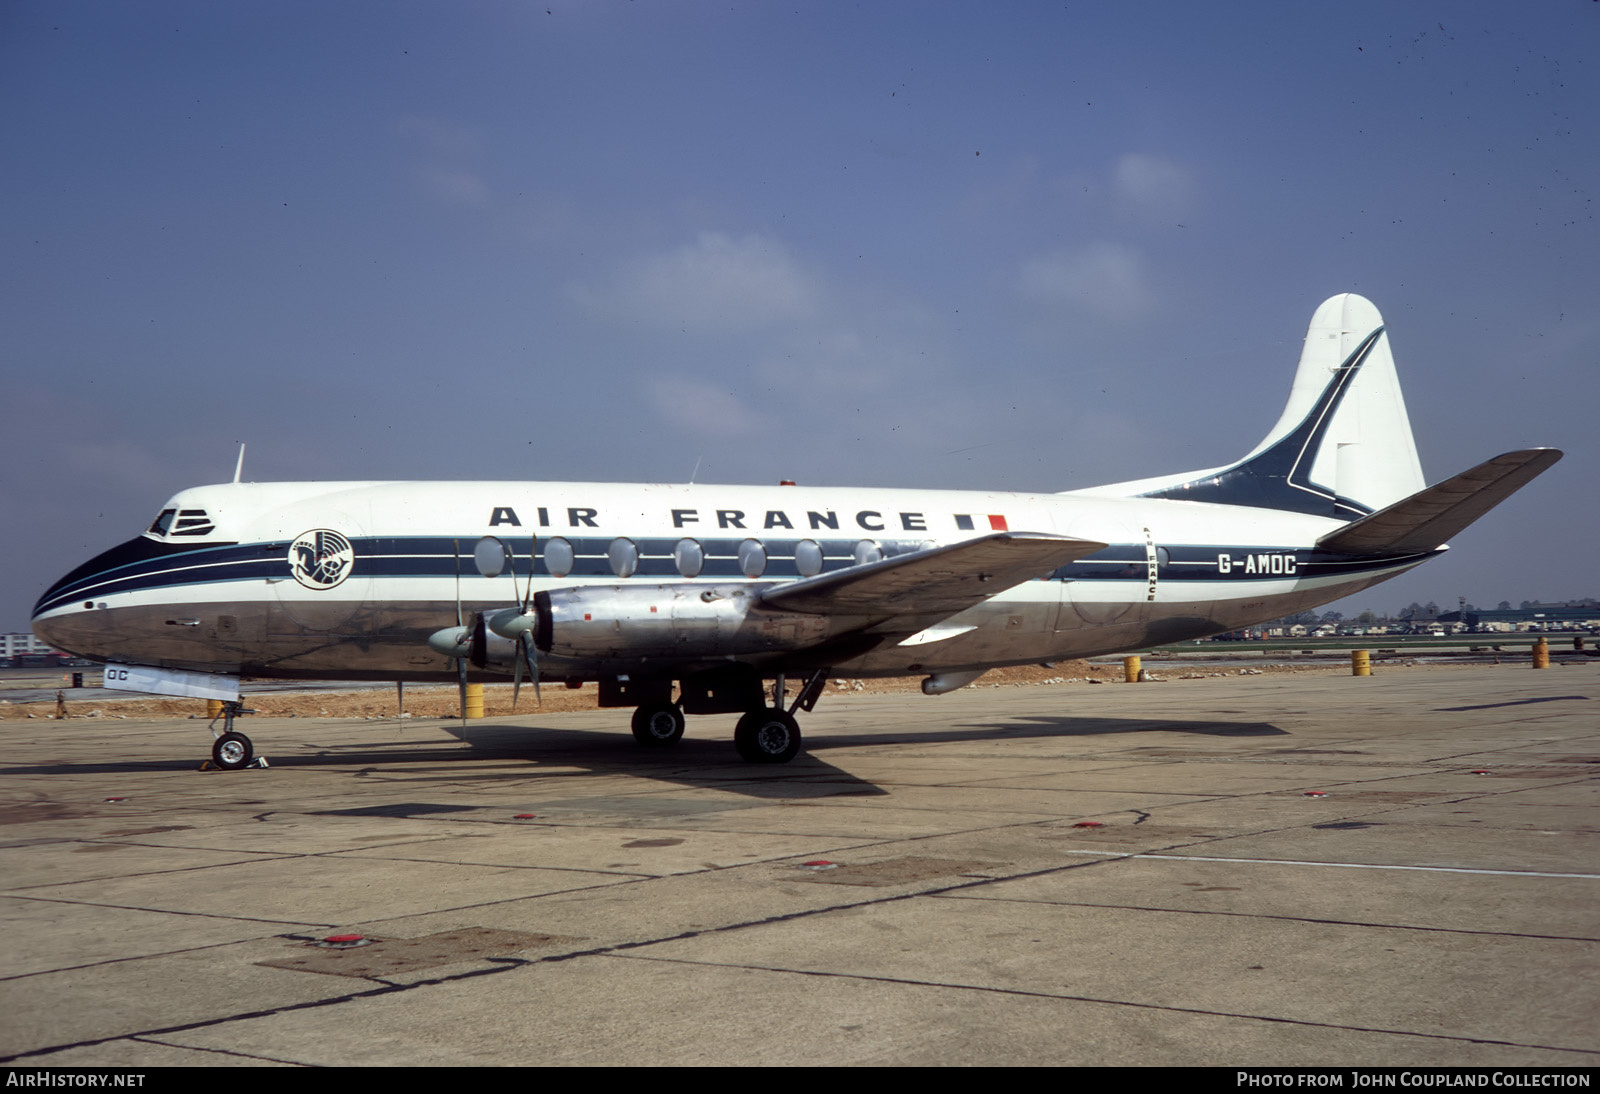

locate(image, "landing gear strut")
[[731, 669, 829, 764], [208, 700, 259, 770]]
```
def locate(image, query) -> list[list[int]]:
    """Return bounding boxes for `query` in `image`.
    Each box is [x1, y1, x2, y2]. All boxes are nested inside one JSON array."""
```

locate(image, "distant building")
[[1, 633, 58, 659], [1439, 601, 1600, 630]]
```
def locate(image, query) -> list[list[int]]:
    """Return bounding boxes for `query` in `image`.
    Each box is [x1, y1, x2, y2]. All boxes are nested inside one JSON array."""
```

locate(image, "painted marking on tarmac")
[[1060, 851, 1600, 880]]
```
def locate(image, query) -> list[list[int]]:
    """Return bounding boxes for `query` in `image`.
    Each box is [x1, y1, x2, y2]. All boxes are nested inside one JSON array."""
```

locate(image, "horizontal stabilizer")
[[759, 532, 1106, 618], [1316, 449, 1563, 556]]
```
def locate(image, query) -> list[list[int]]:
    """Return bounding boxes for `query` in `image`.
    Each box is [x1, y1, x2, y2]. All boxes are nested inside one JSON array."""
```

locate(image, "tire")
[[631, 702, 686, 747], [733, 708, 802, 764], [212, 731, 254, 770]]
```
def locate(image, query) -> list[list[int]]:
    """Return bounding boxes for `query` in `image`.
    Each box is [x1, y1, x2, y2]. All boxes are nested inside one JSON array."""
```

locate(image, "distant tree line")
[[1259, 597, 1596, 631]]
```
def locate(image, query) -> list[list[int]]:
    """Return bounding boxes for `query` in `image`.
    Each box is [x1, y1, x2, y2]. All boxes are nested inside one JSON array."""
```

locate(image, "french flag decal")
[[955, 513, 1009, 531]]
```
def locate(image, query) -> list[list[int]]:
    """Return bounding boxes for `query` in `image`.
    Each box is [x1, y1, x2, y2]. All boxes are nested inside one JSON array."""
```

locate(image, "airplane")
[[31, 294, 1561, 770]]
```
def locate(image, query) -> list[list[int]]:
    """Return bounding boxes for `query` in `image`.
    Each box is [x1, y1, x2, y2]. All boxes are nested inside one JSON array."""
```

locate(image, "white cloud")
[[1018, 243, 1153, 320], [395, 115, 491, 208], [1113, 153, 1191, 211], [572, 232, 818, 332], [415, 166, 490, 208], [643, 376, 766, 437], [394, 114, 482, 161]]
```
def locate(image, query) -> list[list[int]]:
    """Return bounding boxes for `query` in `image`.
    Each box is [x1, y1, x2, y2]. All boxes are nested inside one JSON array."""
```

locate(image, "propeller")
[[428, 536, 543, 715], [493, 538, 541, 708], [422, 539, 474, 721]]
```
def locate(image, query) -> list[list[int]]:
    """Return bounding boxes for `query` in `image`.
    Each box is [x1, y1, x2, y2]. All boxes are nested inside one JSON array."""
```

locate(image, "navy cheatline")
[[1140, 329, 1382, 517]]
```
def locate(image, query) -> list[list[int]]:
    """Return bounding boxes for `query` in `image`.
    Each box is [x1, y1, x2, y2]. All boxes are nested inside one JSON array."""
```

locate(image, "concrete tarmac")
[[1, 663, 1596, 1067]]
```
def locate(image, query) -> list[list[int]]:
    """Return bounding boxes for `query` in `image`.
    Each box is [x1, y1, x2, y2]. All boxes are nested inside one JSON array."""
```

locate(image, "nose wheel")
[[212, 730, 254, 770], [208, 700, 261, 770]]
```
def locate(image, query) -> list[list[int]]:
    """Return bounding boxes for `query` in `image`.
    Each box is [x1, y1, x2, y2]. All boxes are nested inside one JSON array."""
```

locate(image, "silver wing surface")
[[757, 532, 1106, 625]]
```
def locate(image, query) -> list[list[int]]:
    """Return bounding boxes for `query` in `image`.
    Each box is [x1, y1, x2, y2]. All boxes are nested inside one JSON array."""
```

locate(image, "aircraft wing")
[[757, 532, 1106, 619], [1316, 448, 1563, 556]]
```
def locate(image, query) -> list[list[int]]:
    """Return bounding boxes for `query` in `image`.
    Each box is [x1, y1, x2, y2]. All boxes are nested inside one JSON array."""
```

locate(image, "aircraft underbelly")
[[38, 552, 1430, 684]]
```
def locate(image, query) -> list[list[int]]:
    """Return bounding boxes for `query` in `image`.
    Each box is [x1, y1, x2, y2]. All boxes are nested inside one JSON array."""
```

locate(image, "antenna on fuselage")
[[689, 456, 702, 485], [232, 443, 246, 484]]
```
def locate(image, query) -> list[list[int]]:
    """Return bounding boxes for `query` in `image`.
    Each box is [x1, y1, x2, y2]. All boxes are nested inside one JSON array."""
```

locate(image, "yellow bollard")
[[1123, 655, 1141, 683], [464, 682, 485, 718], [1532, 639, 1549, 669], [1351, 649, 1371, 676], [206, 699, 225, 718]]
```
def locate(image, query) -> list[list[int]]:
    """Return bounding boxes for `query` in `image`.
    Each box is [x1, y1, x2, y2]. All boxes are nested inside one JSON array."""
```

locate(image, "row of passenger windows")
[[473, 535, 897, 581]]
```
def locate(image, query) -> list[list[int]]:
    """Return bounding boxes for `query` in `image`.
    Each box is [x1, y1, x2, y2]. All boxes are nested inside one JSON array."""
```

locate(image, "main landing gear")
[[208, 700, 261, 770], [630, 701, 686, 746], [627, 669, 828, 765], [734, 707, 802, 764]]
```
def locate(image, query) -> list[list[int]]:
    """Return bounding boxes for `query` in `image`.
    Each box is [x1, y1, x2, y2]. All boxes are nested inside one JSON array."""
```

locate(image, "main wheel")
[[631, 702, 686, 746], [212, 731, 254, 770], [734, 707, 802, 764]]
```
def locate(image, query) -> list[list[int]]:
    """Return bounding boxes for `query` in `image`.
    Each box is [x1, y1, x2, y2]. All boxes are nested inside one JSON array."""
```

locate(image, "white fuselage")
[[31, 478, 1434, 683]]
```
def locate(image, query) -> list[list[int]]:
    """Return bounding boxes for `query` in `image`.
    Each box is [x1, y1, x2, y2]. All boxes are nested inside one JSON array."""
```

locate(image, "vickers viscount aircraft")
[[32, 294, 1560, 769]]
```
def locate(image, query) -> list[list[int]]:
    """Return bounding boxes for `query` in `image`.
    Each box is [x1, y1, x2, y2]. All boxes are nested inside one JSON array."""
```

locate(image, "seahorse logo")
[[288, 529, 355, 590]]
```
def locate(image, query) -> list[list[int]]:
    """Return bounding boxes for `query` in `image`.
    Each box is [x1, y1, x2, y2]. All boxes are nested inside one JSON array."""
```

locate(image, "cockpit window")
[[147, 508, 215, 538], [170, 510, 215, 536]]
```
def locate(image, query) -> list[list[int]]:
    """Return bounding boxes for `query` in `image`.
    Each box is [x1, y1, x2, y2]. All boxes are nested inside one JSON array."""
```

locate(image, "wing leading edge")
[[757, 532, 1107, 619]]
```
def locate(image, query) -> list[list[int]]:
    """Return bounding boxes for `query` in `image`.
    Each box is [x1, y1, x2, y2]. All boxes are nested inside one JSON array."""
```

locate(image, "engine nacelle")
[[427, 614, 527, 674], [534, 584, 828, 661]]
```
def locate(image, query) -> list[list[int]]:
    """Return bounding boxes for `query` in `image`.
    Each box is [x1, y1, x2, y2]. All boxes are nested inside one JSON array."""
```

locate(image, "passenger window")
[[853, 540, 882, 566], [474, 536, 508, 577], [794, 539, 823, 577], [674, 538, 704, 578], [738, 539, 767, 578], [608, 538, 639, 578], [544, 537, 574, 578]]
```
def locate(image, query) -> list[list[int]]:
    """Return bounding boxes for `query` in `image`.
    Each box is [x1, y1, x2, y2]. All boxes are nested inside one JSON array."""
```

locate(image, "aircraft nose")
[[30, 534, 164, 663], [31, 577, 97, 660]]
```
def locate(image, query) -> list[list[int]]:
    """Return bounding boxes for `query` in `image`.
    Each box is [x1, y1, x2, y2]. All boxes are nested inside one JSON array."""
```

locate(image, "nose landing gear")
[[207, 701, 263, 770]]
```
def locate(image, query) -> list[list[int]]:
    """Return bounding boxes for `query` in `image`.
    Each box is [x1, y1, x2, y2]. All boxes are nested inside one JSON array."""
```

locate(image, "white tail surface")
[[1073, 293, 1427, 518], [1246, 293, 1424, 511]]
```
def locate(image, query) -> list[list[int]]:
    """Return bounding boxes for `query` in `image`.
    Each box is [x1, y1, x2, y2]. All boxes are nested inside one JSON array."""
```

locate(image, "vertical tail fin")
[[1083, 294, 1427, 518]]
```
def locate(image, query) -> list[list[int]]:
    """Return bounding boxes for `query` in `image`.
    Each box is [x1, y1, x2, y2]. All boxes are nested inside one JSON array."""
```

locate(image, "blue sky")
[[4, 1, 1596, 629]]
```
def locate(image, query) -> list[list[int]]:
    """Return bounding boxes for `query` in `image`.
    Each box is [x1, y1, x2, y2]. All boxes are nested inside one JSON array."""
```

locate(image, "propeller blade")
[[512, 633, 524, 708], [511, 632, 541, 709], [452, 539, 463, 627], [529, 632, 540, 704], [510, 537, 540, 709], [521, 536, 537, 612]]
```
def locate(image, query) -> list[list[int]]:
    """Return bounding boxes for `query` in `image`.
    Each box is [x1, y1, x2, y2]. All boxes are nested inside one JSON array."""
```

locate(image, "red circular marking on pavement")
[[1073, 821, 1105, 828], [1304, 791, 1327, 797]]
